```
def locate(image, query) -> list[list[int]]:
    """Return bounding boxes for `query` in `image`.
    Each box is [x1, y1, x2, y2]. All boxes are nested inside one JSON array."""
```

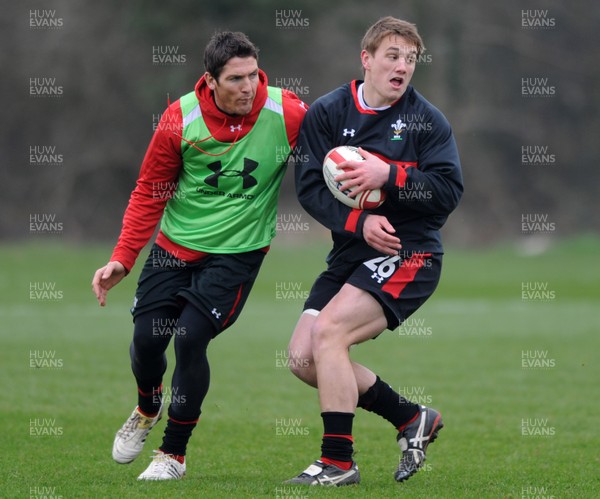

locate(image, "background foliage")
[[2, 0, 599, 246]]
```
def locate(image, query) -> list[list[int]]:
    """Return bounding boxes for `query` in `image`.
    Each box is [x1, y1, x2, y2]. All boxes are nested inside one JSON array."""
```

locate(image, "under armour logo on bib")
[[204, 158, 259, 189]]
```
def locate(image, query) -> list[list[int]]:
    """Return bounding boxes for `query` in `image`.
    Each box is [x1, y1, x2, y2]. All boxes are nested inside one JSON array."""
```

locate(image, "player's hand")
[[363, 215, 402, 256], [334, 147, 389, 197], [92, 261, 127, 307]]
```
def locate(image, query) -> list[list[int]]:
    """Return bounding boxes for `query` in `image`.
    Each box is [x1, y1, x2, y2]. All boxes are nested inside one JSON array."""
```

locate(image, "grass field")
[[2, 236, 599, 498]]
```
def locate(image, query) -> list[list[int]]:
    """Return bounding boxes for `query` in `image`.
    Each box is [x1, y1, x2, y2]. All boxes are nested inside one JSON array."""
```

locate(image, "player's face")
[[206, 57, 259, 116], [361, 35, 417, 108]]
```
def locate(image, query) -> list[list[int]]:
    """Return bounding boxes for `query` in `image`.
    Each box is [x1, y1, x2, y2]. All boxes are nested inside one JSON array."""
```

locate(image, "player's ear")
[[205, 72, 217, 90], [361, 50, 371, 71]]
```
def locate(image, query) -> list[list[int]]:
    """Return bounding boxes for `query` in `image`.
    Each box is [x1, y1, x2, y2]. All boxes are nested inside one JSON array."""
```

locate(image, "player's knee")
[[287, 346, 313, 379], [310, 314, 346, 354]]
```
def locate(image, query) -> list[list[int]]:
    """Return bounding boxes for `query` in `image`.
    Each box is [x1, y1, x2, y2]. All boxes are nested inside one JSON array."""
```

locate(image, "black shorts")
[[304, 251, 442, 331], [131, 243, 266, 334]]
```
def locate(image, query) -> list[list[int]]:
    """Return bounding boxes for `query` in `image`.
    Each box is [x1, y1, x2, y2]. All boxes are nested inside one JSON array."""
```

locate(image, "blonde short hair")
[[361, 16, 425, 56]]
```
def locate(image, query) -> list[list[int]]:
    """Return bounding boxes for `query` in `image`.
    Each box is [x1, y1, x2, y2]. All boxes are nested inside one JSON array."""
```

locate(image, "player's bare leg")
[[288, 312, 377, 391], [286, 285, 384, 486], [311, 284, 386, 412], [286, 284, 442, 485]]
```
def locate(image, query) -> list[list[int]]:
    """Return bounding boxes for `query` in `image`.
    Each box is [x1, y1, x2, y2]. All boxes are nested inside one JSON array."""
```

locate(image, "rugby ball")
[[323, 146, 386, 209]]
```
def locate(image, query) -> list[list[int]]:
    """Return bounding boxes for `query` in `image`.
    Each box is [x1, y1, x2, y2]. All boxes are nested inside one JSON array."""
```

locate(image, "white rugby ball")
[[323, 146, 386, 210]]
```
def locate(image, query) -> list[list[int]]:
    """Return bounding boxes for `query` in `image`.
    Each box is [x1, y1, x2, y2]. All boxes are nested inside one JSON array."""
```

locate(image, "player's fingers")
[[98, 289, 107, 307], [369, 239, 398, 256], [379, 217, 396, 234], [357, 147, 372, 159], [336, 159, 360, 171], [343, 180, 365, 196], [91, 268, 104, 294], [377, 228, 402, 248], [101, 264, 115, 280]]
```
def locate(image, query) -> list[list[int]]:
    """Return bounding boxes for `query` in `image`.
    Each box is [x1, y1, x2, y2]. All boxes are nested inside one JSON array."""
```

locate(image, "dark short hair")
[[203, 31, 259, 81]]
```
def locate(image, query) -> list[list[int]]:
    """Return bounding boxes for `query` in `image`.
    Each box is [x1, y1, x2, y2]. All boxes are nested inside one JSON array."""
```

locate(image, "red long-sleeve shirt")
[[110, 70, 307, 272]]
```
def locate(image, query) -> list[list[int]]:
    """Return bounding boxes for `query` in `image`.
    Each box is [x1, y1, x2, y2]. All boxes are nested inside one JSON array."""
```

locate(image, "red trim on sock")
[[168, 416, 199, 425], [137, 384, 163, 397], [158, 449, 185, 464], [397, 410, 420, 432], [321, 457, 352, 470], [323, 433, 354, 443]]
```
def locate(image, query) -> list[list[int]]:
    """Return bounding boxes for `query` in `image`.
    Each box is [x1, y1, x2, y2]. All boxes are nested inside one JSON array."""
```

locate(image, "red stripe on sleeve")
[[395, 166, 408, 187], [344, 209, 363, 233]]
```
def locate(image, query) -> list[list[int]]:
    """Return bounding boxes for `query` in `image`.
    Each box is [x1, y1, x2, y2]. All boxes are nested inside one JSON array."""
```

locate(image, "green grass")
[[1, 236, 599, 498]]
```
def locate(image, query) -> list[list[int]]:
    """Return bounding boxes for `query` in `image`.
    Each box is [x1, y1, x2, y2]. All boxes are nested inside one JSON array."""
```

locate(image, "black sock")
[[160, 415, 198, 457], [357, 376, 419, 430], [320, 412, 354, 468], [137, 382, 163, 416]]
